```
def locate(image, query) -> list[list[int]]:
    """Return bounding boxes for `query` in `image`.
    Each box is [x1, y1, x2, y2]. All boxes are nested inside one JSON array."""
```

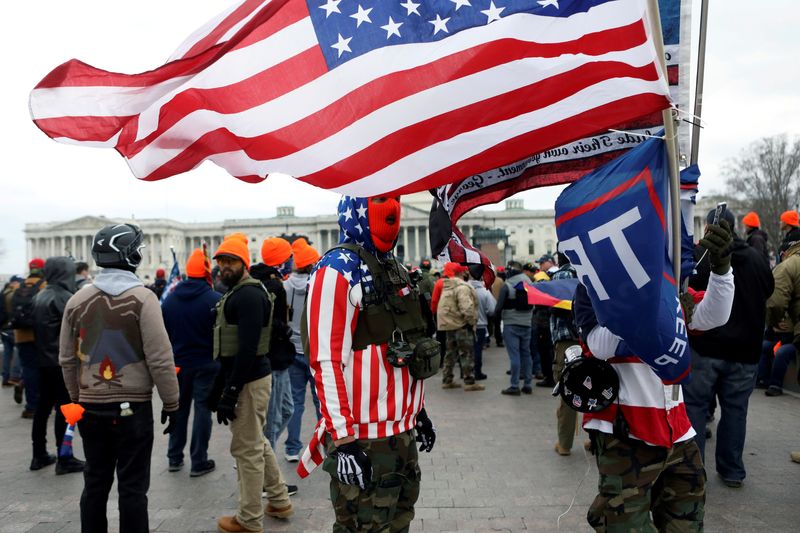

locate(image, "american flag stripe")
[[126, 21, 649, 170], [122, 13, 656, 179], [31, 0, 669, 197], [169, 0, 272, 62]]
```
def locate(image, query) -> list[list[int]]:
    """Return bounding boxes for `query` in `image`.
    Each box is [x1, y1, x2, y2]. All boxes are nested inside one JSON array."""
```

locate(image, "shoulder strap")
[[329, 243, 388, 293]]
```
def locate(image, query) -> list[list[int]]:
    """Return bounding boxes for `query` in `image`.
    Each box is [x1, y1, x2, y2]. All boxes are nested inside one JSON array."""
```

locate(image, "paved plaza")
[[1, 346, 798, 532]]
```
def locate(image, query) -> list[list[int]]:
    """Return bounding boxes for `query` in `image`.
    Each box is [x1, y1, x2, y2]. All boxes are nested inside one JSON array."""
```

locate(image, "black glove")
[[699, 220, 733, 275], [216, 386, 239, 425], [161, 409, 177, 435], [415, 408, 436, 453], [679, 292, 696, 326], [332, 441, 373, 490]]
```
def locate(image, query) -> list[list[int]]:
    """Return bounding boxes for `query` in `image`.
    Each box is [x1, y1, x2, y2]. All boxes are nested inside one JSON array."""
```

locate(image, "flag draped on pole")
[[429, 0, 688, 266], [554, 136, 690, 384], [161, 249, 181, 304], [30, 0, 670, 197]]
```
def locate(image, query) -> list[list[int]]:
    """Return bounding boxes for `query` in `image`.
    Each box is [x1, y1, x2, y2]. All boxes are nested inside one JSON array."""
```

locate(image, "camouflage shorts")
[[587, 433, 706, 532], [443, 327, 475, 383], [323, 430, 421, 533]]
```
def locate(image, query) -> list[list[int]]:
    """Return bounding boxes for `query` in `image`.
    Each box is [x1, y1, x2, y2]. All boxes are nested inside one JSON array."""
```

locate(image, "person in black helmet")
[[60, 224, 179, 533]]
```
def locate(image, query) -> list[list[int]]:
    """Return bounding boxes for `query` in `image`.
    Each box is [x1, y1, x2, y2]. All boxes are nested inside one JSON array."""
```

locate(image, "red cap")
[[156, 268, 166, 279], [29, 258, 45, 270]]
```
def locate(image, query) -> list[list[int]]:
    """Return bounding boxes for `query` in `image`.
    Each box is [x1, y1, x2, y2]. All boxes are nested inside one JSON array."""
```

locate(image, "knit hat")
[[29, 258, 45, 271], [225, 232, 249, 245], [292, 239, 321, 269], [185, 248, 210, 279], [742, 211, 761, 228], [261, 237, 292, 267], [214, 235, 251, 269], [781, 210, 800, 228]]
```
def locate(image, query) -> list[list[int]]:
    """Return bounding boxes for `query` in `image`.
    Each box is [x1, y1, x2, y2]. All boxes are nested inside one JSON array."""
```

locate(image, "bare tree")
[[725, 134, 800, 250]]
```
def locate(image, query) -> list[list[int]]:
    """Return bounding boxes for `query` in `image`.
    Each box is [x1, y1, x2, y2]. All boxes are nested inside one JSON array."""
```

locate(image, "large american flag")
[[298, 196, 424, 477], [30, 0, 670, 196]]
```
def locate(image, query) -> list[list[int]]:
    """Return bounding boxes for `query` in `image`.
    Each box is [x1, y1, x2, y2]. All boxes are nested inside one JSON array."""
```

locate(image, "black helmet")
[[559, 348, 619, 413], [92, 224, 145, 270]]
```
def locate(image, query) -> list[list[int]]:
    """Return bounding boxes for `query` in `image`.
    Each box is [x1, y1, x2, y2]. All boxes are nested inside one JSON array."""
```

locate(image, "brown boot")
[[554, 443, 571, 456], [265, 502, 294, 519], [463, 383, 485, 391], [217, 515, 262, 533], [442, 382, 461, 389]]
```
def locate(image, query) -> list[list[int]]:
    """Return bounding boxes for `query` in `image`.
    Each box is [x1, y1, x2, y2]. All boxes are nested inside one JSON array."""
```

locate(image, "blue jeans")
[[529, 328, 542, 375], [167, 361, 218, 470], [504, 325, 532, 388], [683, 351, 757, 481], [767, 343, 796, 390], [17, 342, 39, 411], [474, 327, 487, 376], [265, 368, 294, 449], [285, 354, 321, 456], [2, 331, 21, 383]]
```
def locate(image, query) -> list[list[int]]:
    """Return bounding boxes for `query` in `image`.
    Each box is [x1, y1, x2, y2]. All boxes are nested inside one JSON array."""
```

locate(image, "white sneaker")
[[285, 453, 300, 463]]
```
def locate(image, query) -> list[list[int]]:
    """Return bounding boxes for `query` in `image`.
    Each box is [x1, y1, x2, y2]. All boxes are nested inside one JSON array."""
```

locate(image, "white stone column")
[[413, 227, 420, 262], [402, 226, 409, 261]]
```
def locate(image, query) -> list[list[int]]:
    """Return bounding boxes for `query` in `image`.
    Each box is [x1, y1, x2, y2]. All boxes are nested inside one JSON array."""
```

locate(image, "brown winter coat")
[[436, 277, 478, 331], [766, 242, 800, 340]]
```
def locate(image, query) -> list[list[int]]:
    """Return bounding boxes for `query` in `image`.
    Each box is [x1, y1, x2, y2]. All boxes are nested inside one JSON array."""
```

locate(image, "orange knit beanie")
[[186, 248, 210, 278], [261, 237, 292, 267]]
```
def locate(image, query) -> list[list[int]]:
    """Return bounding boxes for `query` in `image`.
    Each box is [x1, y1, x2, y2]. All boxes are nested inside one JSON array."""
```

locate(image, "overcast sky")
[[1, 0, 798, 274]]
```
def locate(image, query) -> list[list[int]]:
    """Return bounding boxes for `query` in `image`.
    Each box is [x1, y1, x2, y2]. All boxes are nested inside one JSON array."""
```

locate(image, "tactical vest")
[[213, 276, 275, 359], [301, 244, 430, 351]]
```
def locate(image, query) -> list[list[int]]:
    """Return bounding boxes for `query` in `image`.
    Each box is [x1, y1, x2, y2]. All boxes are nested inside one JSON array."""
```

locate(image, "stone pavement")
[[1, 346, 798, 532]]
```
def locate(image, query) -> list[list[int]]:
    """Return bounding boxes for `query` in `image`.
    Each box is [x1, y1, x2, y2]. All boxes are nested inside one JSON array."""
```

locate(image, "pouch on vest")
[[408, 337, 441, 380]]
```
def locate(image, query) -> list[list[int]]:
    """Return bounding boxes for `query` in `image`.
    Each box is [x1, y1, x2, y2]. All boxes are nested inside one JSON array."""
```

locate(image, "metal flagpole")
[[690, 0, 710, 166], [646, 0, 684, 400], [646, 0, 682, 289]]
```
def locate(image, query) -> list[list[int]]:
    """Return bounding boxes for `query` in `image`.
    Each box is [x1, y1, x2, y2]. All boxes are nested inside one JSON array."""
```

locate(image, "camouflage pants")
[[443, 327, 475, 384], [587, 434, 705, 532], [323, 430, 421, 532], [554, 341, 579, 450]]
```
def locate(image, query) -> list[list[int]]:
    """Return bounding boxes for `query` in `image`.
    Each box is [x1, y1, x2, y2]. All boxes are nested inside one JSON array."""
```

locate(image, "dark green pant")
[[587, 434, 705, 532], [323, 430, 420, 532]]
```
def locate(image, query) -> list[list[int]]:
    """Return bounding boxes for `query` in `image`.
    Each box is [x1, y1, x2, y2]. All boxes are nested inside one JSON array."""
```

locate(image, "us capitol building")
[[25, 193, 559, 278]]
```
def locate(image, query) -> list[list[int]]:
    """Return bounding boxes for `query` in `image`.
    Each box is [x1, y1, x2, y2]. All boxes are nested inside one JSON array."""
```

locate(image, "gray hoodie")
[[469, 279, 497, 328], [284, 272, 310, 354]]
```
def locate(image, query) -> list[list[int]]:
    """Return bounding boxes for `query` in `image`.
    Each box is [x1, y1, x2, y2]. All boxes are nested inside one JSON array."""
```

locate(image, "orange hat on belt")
[[261, 237, 292, 267], [742, 211, 761, 228], [292, 239, 321, 269], [214, 236, 251, 269], [185, 248, 210, 278], [781, 210, 800, 228]]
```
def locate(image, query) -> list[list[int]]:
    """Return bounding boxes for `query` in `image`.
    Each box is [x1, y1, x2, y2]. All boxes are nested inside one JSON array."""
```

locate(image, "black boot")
[[56, 456, 85, 475], [30, 453, 57, 471]]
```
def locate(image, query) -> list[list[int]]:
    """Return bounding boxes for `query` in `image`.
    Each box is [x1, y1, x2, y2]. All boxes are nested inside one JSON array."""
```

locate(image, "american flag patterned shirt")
[[298, 196, 424, 478]]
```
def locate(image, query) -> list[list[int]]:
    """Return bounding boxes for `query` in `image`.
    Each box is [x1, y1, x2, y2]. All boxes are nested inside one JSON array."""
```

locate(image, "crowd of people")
[[1, 198, 799, 532]]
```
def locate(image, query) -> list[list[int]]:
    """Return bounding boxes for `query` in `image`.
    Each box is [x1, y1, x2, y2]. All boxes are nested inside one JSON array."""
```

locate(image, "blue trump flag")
[[555, 136, 690, 384]]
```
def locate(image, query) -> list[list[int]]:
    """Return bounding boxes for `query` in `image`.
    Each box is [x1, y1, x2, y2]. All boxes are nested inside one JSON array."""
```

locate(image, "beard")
[[220, 265, 245, 287]]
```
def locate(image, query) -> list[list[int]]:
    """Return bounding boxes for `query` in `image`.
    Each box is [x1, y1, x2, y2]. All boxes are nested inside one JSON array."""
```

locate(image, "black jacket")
[[32, 257, 76, 367], [688, 236, 774, 364], [745, 228, 770, 263], [220, 280, 272, 389]]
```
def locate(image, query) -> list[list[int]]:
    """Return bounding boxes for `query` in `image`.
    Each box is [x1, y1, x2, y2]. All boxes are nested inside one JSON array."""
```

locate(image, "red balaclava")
[[368, 196, 401, 253]]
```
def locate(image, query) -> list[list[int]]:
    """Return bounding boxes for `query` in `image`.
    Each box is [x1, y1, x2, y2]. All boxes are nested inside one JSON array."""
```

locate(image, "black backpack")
[[10, 279, 45, 329]]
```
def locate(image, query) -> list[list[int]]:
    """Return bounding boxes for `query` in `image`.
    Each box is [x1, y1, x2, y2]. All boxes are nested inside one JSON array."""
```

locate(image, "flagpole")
[[647, 0, 684, 400], [646, 0, 682, 288], [689, 0, 710, 165]]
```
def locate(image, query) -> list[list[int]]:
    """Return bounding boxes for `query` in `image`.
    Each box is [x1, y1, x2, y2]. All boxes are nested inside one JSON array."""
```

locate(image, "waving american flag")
[[30, 0, 670, 196]]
